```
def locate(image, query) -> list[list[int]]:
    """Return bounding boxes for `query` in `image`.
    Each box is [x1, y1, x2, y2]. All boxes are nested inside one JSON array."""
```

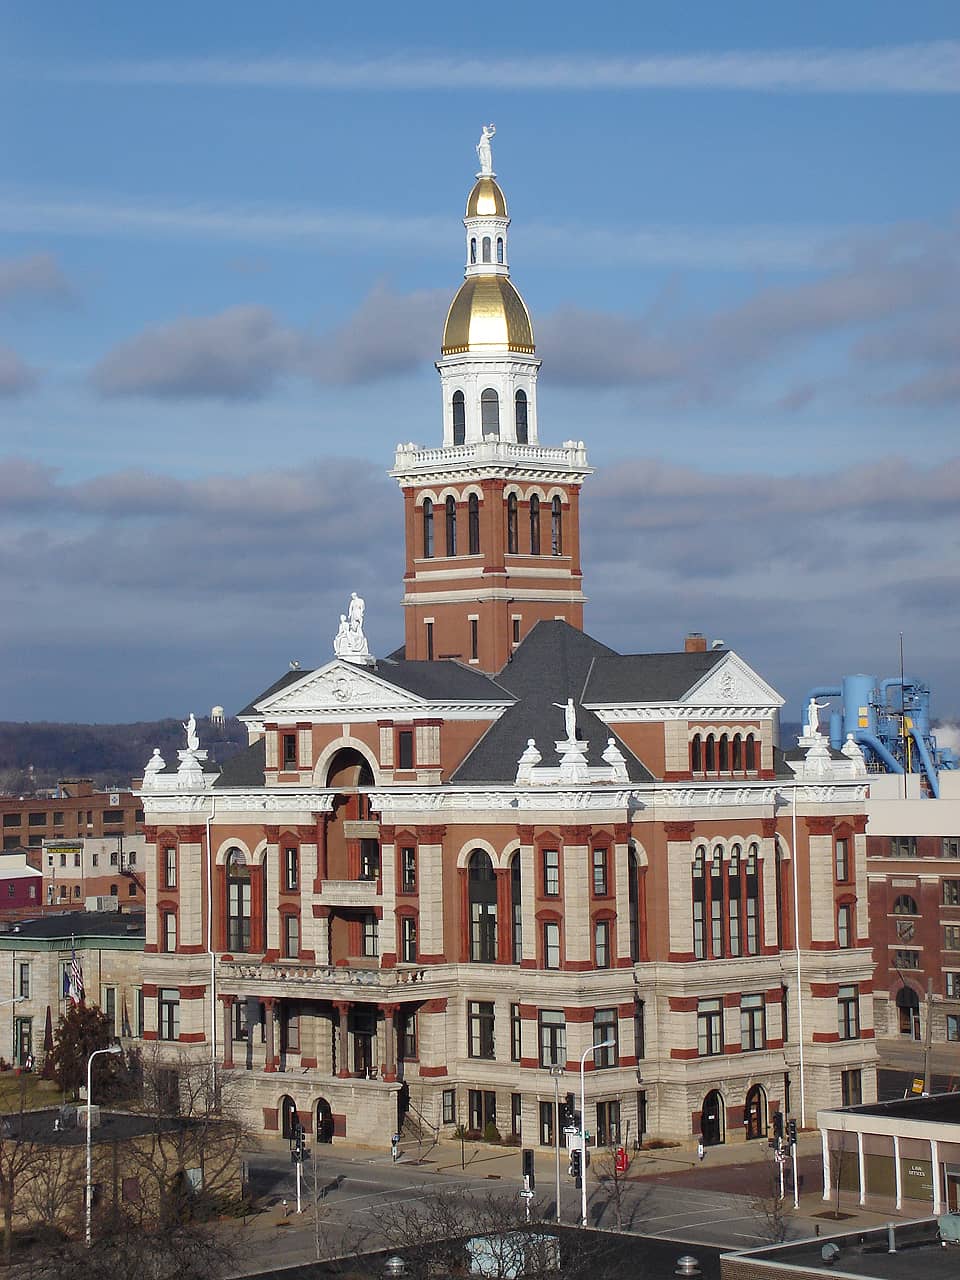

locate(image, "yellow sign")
[[911, 1077, 925, 1095]]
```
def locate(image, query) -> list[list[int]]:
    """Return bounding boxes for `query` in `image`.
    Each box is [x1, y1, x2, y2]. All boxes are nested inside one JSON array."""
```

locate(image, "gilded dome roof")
[[466, 177, 508, 219], [441, 276, 535, 355]]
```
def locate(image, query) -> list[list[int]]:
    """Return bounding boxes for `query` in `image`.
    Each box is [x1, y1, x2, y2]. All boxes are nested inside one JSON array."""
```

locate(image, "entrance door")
[[14, 1017, 31, 1066], [280, 1094, 298, 1140], [701, 1090, 725, 1146], [896, 987, 921, 1039], [946, 1173, 960, 1211], [316, 1097, 334, 1144], [745, 1084, 767, 1140]]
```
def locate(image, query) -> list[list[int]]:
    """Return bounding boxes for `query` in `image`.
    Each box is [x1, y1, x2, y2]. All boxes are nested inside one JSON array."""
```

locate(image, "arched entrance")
[[896, 986, 921, 1039], [701, 1090, 725, 1146], [316, 1097, 334, 1144], [280, 1094, 298, 1140], [744, 1084, 767, 1140]]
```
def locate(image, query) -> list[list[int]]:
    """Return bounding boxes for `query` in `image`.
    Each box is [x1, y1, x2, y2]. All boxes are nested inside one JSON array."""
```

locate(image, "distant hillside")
[[0, 717, 247, 795]]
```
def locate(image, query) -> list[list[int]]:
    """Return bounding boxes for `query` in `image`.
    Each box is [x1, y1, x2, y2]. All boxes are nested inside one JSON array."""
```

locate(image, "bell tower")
[[391, 128, 592, 672]]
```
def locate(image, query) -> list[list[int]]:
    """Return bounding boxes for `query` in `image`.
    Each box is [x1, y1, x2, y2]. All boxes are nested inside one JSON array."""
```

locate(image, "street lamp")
[[549, 1064, 564, 1224], [85, 1043, 122, 1246], [580, 1039, 615, 1228]]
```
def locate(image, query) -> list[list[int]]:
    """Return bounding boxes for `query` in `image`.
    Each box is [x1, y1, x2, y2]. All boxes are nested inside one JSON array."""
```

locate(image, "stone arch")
[[215, 838, 254, 867], [456, 837, 498, 870], [312, 737, 382, 788], [414, 489, 440, 508]]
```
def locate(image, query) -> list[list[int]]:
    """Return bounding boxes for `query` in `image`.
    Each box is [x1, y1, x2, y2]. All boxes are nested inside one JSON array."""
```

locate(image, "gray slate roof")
[[0, 910, 145, 940], [214, 736, 266, 789], [582, 648, 726, 704], [452, 620, 653, 784]]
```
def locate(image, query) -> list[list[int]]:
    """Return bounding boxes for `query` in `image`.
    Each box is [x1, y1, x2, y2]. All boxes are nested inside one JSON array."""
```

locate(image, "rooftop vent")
[[675, 1257, 700, 1277]]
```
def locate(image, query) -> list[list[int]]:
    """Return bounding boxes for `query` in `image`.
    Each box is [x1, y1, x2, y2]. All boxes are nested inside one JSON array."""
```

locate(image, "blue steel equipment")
[[803, 673, 957, 799]]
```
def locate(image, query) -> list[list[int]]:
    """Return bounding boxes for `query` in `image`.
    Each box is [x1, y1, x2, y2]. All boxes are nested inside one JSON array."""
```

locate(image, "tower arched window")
[[507, 493, 518, 554], [719, 735, 729, 771], [529, 494, 541, 555], [515, 390, 528, 444], [710, 846, 725, 958], [422, 498, 434, 558], [497, 237, 504, 264], [226, 849, 251, 953], [705, 734, 716, 772], [468, 850, 497, 963], [692, 846, 706, 960], [628, 845, 642, 962], [468, 493, 480, 555], [452, 390, 466, 446], [510, 853, 522, 963], [691, 735, 702, 772], [470, 238, 477, 264], [481, 388, 500, 437], [482, 236, 492, 263], [732, 734, 743, 771], [745, 734, 757, 771], [551, 496, 563, 556], [445, 495, 457, 556]]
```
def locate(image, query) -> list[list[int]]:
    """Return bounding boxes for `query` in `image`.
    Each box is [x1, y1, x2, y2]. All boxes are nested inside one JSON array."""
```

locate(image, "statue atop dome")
[[476, 124, 496, 177]]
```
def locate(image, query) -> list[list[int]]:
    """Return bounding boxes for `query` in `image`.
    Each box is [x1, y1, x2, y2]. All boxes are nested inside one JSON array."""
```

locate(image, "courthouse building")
[[138, 135, 877, 1148]]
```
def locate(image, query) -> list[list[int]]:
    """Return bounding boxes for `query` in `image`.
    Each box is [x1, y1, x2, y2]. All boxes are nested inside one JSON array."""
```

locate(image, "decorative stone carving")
[[515, 738, 542, 784], [140, 748, 167, 791], [841, 732, 868, 776], [601, 736, 629, 782], [333, 592, 374, 666]]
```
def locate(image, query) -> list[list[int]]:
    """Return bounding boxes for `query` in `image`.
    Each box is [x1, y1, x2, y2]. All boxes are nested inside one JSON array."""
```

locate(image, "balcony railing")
[[219, 958, 431, 989]]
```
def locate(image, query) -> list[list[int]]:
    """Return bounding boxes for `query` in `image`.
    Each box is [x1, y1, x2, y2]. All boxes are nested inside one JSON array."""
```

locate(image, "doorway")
[[896, 987, 920, 1039], [316, 1097, 334, 1144], [280, 1094, 298, 1140], [701, 1090, 725, 1146], [744, 1084, 767, 1140]]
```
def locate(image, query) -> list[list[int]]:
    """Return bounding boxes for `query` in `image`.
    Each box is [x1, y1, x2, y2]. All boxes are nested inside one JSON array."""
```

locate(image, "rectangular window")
[[398, 1012, 417, 1060], [281, 733, 297, 769], [697, 998, 722, 1057], [943, 837, 960, 859], [841, 1069, 863, 1107], [359, 840, 379, 880], [27, 812, 46, 827], [510, 1003, 522, 1062], [74, 852, 81, 867], [596, 1100, 621, 1147], [943, 879, 960, 906], [110, 850, 119, 866], [634, 999, 645, 1060], [837, 985, 860, 1040], [283, 914, 300, 958], [284, 1011, 301, 1053], [512, 616, 521, 645], [284, 847, 299, 891], [232, 999, 248, 1042], [945, 972, 960, 998], [893, 949, 920, 969], [158, 988, 180, 1041], [18, 963, 29, 999], [6, 883, 13, 898], [53, 811, 64, 826], [164, 847, 177, 890], [135, 987, 144, 1038], [442, 1088, 456, 1125], [511, 1093, 522, 1140], [128, 851, 136, 867], [890, 836, 917, 858], [837, 904, 852, 948], [945, 925, 960, 950], [594, 919, 610, 969], [4, 837, 20, 850], [539, 1100, 554, 1147], [543, 921, 561, 970], [470, 618, 479, 661], [592, 848, 609, 896], [102, 809, 124, 824], [400, 915, 417, 962], [163, 911, 177, 952], [539, 1009, 566, 1068], [103, 986, 117, 1036], [467, 1089, 496, 1133], [60, 854, 67, 868], [467, 1001, 495, 1059], [948, 1015, 960, 1042], [400, 847, 417, 893], [593, 1008, 618, 1068], [425, 620, 434, 662], [361, 915, 378, 957], [92, 853, 99, 867], [740, 994, 765, 1051], [397, 731, 414, 770], [542, 849, 560, 896], [1, 814, 20, 827]]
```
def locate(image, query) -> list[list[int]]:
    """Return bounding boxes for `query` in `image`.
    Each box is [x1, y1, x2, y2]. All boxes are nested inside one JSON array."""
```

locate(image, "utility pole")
[[922, 978, 934, 1095]]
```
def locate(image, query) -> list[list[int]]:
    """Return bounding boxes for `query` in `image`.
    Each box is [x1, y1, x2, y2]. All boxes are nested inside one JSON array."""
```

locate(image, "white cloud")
[[0, 347, 36, 396], [0, 252, 71, 305]]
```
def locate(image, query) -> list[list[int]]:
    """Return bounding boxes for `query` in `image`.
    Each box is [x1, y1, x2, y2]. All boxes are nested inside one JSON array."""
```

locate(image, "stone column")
[[263, 998, 277, 1072], [381, 1003, 398, 1082], [221, 995, 235, 1069], [334, 1000, 351, 1078]]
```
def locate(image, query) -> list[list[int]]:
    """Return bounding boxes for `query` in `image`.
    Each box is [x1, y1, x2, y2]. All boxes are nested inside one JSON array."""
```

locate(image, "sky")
[[1, 2, 958, 729]]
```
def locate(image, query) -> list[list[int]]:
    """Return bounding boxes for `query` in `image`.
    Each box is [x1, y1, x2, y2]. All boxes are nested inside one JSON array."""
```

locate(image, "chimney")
[[684, 633, 707, 653]]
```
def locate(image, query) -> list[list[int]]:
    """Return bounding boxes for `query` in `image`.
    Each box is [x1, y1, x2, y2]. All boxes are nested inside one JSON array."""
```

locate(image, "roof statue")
[[806, 697, 829, 738], [476, 124, 496, 176], [182, 713, 200, 753], [554, 697, 578, 744], [334, 592, 374, 666]]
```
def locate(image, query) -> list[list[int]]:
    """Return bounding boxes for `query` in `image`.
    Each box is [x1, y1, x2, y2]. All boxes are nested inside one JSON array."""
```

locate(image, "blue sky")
[[1, 3, 958, 731]]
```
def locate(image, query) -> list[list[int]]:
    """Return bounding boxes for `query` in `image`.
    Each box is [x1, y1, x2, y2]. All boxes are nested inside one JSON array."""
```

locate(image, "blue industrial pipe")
[[879, 677, 922, 705], [909, 726, 941, 799], [853, 730, 904, 774], [804, 686, 842, 704]]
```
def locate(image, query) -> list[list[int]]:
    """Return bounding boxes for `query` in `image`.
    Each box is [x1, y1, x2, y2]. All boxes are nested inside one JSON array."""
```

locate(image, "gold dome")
[[466, 177, 507, 218], [441, 276, 535, 355]]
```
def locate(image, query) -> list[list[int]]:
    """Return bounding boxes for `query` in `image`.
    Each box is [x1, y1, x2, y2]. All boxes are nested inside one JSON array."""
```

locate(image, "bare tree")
[[750, 1161, 790, 1243], [0, 1074, 68, 1264]]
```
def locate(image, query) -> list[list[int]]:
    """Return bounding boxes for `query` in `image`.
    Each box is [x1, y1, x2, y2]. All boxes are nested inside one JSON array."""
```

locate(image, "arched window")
[[628, 845, 641, 962], [510, 853, 522, 964], [470, 238, 477, 264], [529, 494, 541, 555], [710, 846, 725, 958], [691, 735, 703, 772], [481, 388, 500, 437], [515, 390, 528, 443], [422, 498, 434, 558], [468, 493, 480, 555], [497, 237, 504, 264], [719, 735, 729, 771], [468, 850, 497, 963], [482, 236, 492, 263], [745, 734, 757, 771], [551, 496, 562, 556], [705, 734, 716, 772], [745, 843, 760, 955], [728, 844, 741, 957], [226, 849, 251, 953], [445, 495, 457, 556], [507, 493, 518, 554], [692, 846, 706, 959], [893, 894, 918, 915], [732, 734, 743, 771], [452, 390, 466, 445]]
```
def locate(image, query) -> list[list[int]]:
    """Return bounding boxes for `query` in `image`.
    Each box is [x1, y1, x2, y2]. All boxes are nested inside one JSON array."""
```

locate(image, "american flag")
[[68, 945, 84, 1005]]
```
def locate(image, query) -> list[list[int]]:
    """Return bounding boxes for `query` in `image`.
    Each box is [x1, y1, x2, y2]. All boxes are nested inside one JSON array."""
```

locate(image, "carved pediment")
[[682, 652, 784, 709], [255, 661, 427, 717]]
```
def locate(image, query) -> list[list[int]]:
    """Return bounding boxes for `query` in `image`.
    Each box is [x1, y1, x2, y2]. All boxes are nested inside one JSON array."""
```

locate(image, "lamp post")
[[85, 1043, 122, 1246], [549, 1064, 564, 1224], [580, 1039, 615, 1228]]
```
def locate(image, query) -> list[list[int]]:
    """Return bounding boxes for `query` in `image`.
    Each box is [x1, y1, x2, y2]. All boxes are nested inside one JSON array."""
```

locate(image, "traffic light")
[[291, 1121, 306, 1163], [561, 1092, 575, 1128], [569, 1148, 582, 1186], [772, 1111, 784, 1140], [787, 1119, 798, 1147], [522, 1148, 535, 1190]]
